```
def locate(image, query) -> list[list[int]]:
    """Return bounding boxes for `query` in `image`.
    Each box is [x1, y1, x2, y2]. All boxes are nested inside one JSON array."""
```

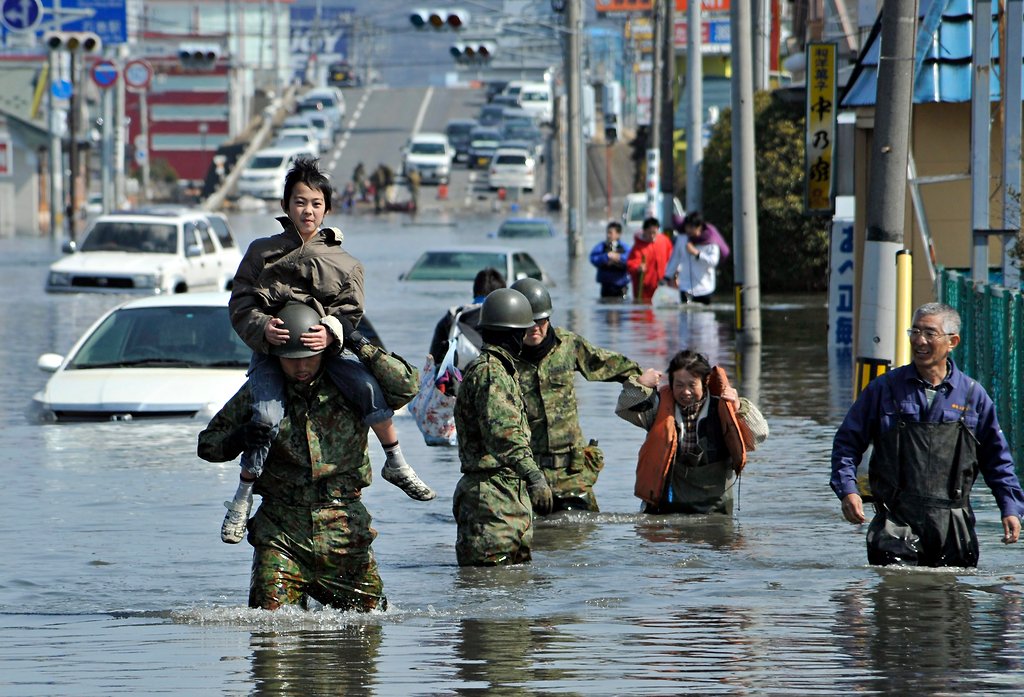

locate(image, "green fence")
[[937, 267, 1024, 473]]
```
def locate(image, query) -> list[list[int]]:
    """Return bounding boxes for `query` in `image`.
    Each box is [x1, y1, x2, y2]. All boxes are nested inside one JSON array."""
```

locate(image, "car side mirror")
[[61, 239, 77, 254], [37, 353, 64, 372], [186, 244, 203, 257]]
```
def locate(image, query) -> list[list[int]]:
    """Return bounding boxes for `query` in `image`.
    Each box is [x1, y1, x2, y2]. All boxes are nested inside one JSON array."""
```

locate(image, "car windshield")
[[447, 123, 475, 137], [410, 142, 446, 155], [495, 153, 528, 165], [503, 125, 540, 140], [80, 221, 178, 254], [207, 216, 235, 249], [276, 135, 310, 147], [404, 251, 507, 281], [68, 306, 250, 369], [497, 221, 551, 238], [250, 154, 287, 169]]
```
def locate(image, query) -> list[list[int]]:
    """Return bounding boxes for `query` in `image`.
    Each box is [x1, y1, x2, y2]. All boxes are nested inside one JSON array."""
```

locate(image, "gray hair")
[[913, 303, 961, 334]]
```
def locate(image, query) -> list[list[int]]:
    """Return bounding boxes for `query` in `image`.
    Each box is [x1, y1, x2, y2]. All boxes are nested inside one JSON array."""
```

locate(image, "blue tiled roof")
[[841, 0, 1022, 107]]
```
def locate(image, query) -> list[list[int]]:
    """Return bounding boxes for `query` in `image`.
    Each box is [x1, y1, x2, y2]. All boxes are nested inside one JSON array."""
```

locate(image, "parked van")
[[518, 81, 554, 125]]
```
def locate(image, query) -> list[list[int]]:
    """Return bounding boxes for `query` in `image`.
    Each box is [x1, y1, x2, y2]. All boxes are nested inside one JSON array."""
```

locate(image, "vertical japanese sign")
[[805, 42, 836, 214]]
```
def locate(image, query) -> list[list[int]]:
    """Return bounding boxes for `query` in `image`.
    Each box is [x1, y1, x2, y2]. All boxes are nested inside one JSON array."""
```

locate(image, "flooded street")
[[3, 208, 1023, 696]]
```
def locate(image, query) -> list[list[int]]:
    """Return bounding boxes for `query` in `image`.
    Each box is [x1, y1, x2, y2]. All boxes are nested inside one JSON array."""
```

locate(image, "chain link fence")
[[937, 267, 1024, 473]]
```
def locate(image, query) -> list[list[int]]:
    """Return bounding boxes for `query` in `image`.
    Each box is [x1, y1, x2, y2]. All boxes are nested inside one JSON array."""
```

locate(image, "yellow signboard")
[[805, 42, 837, 214]]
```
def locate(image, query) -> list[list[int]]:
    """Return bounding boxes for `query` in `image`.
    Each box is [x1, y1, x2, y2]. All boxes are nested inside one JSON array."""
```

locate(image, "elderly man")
[[198, 302, 418, 610], [831, 302, 1024, 567]]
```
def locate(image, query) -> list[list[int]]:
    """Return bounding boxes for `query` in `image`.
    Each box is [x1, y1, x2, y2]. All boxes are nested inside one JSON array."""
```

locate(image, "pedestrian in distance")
[[662, 211, 729, 305], [352, 161, 366, 201], [452, 288, 553, 566], [616, 350, 768, 514], [831, 303, 1024, 567], [511, 277, 647, 513], [625, 216, 674, 303], [198, 302, 420, 611], [220, 157, 435, 546], [589, 221, 631, 299]]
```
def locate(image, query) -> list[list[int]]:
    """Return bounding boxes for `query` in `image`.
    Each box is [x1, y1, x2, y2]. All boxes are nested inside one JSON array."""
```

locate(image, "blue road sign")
[[1, 0, 126, 44], [51, 78, 72, 99], [1, 0, 42, 31], [91, 59, 117, 88]]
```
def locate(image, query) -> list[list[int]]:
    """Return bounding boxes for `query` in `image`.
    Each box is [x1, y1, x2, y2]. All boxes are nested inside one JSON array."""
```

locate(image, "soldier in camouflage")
[[198, 303, 419, 610], [510, 278, 645, 513], [453, 288, 554, 566]]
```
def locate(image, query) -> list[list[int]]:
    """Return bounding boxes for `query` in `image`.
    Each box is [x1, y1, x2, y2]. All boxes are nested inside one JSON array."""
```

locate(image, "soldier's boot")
[[382, 444, 436, 501], [221, 494, 252, 544]]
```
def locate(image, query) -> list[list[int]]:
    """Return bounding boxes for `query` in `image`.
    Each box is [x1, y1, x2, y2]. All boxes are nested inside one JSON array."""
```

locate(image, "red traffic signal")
[[410, 9, 469, 29]]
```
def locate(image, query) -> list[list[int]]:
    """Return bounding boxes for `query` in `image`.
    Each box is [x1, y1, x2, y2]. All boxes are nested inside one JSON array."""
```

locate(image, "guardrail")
[[937, 266, 1024, 473]]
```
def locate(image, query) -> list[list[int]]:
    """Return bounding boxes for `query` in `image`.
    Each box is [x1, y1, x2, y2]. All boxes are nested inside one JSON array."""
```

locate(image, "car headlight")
[[132, 274, 159, 289], [48, 271, 71, 287]]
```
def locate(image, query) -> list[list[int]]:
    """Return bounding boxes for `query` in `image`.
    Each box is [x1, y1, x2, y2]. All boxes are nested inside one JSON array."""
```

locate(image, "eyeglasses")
[[906, 328, 954, 341]]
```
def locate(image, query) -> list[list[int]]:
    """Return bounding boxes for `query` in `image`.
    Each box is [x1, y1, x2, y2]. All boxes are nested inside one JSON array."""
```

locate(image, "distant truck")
[[327, 60, 360, 88]]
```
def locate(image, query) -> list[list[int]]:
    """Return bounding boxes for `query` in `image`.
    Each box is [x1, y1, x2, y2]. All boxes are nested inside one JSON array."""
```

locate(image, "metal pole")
[[971, 0, 993, 282], [1002, 0, 1022, 288], [659, 0, 675, 228], [101, 81, 113, 214], [140, 89, 151, 202], [752, 0, 770, 91], [855, 0, 917, 393], [66, 50, 77, 242], [730, 0, 761, 345], [565, 0, 584, 257], [686, 0, 703, 212], [114, 45, 127, 209], [47, 50, 64, 242]]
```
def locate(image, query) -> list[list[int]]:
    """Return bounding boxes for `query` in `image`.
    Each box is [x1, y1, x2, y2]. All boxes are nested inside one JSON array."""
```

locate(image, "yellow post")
[[894, 250, 913, 367]]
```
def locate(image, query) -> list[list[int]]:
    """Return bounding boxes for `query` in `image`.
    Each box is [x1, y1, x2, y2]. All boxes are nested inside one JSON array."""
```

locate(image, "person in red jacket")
[[625, 217, 674, 302]]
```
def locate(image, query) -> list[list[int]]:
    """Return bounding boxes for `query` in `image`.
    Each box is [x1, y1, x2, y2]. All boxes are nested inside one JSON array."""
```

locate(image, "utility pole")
[[648, 0, 662, 221], [66, 50, 78, 242], [114, 45, 127, 209], [47, 48, 64, 242], [1002, 0, 1023, 288], [564, 0, 585, 257], [855, 0, 917, 392], [752, 0, 770, 91], [686, 0, 702, 212], [731, 0, 761, 345], [658, 0, 675, 228]]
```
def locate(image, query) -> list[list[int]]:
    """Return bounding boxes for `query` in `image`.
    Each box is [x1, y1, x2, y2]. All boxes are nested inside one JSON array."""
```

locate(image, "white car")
[[487, 147, 535, 192], [31, 292, 250, 422], [45, 209, 242, 295], [273, 127, 321, 157], [236, 146, 314, 200], [402, 132, 453, 184], [621, 192, 685, 233]]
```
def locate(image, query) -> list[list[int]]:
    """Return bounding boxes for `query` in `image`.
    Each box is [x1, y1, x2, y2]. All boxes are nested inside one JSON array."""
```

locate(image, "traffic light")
[[410, 9, 469, 29], [450, 41, 495, 63], [43, 31, 102, 53], [178, 44, 220, 71]]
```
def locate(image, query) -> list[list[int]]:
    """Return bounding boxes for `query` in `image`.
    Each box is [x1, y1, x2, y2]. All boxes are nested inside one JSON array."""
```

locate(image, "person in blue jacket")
[[589, 221, 630, 298], [831, 302, 1023, 567]]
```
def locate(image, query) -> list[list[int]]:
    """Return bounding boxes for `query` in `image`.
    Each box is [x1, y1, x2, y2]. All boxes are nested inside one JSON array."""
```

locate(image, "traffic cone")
[[497, 188, 507, 201], [438, 182, 448, 200]]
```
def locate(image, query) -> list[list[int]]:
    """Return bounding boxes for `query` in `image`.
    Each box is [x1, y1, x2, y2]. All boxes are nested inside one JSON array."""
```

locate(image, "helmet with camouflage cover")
[[510, 277, 552, 320], [270, 302, 323, 358], [478, 288, 535, 330]]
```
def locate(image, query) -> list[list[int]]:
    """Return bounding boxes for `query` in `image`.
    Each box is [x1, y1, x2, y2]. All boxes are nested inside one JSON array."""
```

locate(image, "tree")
[[694, 91, 832, 292]]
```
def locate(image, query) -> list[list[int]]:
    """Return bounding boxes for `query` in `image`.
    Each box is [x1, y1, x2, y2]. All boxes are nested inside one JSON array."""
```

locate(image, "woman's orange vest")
[[633, 367, 748, 506]]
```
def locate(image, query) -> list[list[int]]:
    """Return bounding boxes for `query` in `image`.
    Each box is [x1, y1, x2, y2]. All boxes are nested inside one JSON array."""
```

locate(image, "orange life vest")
[[633, 367, 749, 506]]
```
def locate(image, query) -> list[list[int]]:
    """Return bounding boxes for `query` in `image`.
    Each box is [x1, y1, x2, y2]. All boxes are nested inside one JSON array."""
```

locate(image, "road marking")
[[411, 86, 433, 137], [332, 87, 375, 169]]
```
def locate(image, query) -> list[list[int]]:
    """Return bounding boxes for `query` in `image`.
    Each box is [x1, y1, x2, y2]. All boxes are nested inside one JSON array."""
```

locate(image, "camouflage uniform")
[[453, 344, 542, 566], [516, 327, 641, 512], [198, 343, 418, 611]]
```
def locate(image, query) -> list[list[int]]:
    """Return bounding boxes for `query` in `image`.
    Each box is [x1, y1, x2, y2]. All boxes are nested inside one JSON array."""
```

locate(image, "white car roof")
[[111, 291, 232, 311]]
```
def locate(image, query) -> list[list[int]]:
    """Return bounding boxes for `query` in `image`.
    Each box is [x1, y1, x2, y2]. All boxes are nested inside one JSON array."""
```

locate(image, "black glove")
[[337, 315, 369, 350], [525, 469, 553, 516], [226, 420, 273, 453]]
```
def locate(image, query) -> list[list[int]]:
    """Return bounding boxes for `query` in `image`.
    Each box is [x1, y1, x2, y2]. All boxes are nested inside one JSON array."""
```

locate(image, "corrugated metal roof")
[[841, 0, 1021, 107]]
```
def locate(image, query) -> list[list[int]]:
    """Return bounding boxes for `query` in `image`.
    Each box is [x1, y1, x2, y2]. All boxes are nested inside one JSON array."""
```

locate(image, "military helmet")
[[478, 288, 535, 330], [510, 277, 552, 320], [270, 302, 323, 358]]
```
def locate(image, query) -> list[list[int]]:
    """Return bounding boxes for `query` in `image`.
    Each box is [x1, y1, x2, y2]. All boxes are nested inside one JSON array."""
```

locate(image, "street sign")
[[123, 59, 152, 90], [1, 0, 127, 45], [134, 148, 146, 165], [50, 78, 72, 99], [91, 59, 118, 89], [1, 0, 42, 32]]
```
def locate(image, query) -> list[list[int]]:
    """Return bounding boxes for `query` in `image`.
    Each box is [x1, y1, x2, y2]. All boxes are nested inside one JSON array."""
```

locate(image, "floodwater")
[[3, 207, 1023, 696]]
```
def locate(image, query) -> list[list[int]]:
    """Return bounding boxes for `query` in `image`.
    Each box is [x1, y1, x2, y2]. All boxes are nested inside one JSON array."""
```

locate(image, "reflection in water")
[[833, 573, 1024, 694], [249, 625, 382, 697], [676, 308, 724, 365], [532, 511, 601, 553], [634, 513, 744, 551]]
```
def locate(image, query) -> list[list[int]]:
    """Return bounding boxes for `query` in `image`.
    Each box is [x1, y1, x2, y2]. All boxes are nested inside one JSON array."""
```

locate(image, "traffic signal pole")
[[564, 0, 585, 257], [659, 0, 675, 230], [47, 49, 63, 242]]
